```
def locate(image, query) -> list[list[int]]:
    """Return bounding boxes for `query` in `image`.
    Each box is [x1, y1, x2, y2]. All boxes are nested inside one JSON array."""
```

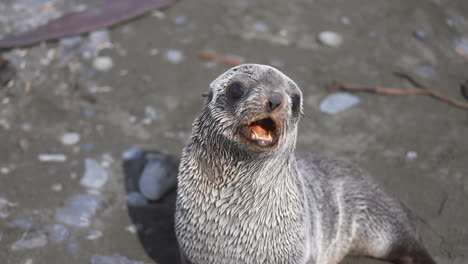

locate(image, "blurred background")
[[0, 0, 467, 263]]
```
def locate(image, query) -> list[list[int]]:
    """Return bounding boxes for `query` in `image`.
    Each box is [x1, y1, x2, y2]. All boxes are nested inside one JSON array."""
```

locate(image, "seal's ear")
[[201, 89, 213, 104]]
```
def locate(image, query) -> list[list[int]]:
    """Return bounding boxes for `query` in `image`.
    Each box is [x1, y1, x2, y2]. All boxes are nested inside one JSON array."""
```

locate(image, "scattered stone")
[[122, 146, 144, 161], [38, 154, 67, 162], [149, 48, 159, 56], [49, 224, 70, 243], [138, 153, 178, 201], [93, 56, 114, 72], [8, 218, 35, 230], [55, 194, 103, 227], [125, 224, 137, 234], [406, 151, 418, 161], [165, 49, 184, 64], [413, 29, 427, 40], [82, 108, 95, 118], [59, 36, 83, 48], [82, 30, 112, 59], [319, 92, 360, 114], [86, 230, 103, 240], [317, 31, 343, 48], [127, 192, 148, 207], [152, 10, 166, 20], [0, 118, 11, 130], [251, 22, 269, 33], [0, 197, 17, 219], [340, 16, 351, 25], [1, 167, 10, 174], [60, 132, 81, 146], [20, 123, 32, 132], [51, 183, 63, 192], [80, 158, 108, 189], [24, 258, 33, 264], [11, 231, 48, 251], [91, 254, 145, 264], [173, 15, 188, 25]]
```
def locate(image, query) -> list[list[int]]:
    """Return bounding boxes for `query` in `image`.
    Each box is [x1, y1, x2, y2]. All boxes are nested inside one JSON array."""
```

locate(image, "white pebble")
[[165, 49, 184, 64], [38, 154, 67, 162], [11, 231, 48, 251], [86, 230, 103, 240], [1, 167, 10, 174], [60, 133, 80, 146], [319, 92, 360, 114], [80, 158, 108, 189], [51, 184, 63, 192], [317, 31, 343, 48], [406, 151, 418, 160], [93, 56, 114, 72]]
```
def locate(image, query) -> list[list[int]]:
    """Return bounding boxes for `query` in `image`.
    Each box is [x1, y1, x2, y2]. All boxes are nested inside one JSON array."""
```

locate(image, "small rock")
[[252, 22, 269, 32], [20, 123, 32, 132], [319, 92, 360, 114], [138, 153, 178, 200], [125, 224, 137, 234], [49, 224, 70, 243], [340, 16, 351, 25], [149, 48, 159, 56], [406, 151, 418, 160], [86, 230, 103, 240], [127, 192, 148, 207], [59, 36, 83, 47], [93, 56, 114, 72], [60, 132, 81, 146], [413, 29, 427, 40], [317, 31, 343, 48], [51, 183, 63, 192], [91, 254, 145, 264], [7, 218, 35, 230], [24, 258, 33, 264], [11, 231, 48, 251], [0, 118, 11, 130], [38, 154, 67, 162], [122, 146, 143, 161], [0, 197, 17, 219], [173, 15, 188, 25], [165, 49, 184, 64], [80, 158, 108, 189], [1, 167, 10, 174], [455, 38, 468, 56], [55, 194, 103, 227]]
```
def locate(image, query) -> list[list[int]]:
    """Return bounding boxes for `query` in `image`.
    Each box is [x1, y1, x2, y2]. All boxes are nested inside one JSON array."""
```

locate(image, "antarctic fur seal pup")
[[175, 64, 436, 264]]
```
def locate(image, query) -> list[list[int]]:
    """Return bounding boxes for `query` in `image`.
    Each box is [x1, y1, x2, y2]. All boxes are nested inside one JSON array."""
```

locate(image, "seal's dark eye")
[[291, 95, 301, 116], [226, 82, 245, 100]]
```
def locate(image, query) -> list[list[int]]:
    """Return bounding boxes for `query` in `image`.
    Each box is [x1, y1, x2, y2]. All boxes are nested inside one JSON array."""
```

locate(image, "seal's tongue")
[[249, 124, 273, 142]]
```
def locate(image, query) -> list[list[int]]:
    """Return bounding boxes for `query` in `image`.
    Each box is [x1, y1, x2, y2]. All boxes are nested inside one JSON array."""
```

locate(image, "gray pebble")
[[0, 197, 16, 219], [165, 49, 184, 64], [49, 224, 70, 243], [11, 231, 48, 251], [413, 29, 427, 40], [138, 154, 178, 201], [173, 15, 188, 25], [7, 218, 36, 230], [317, 31, 343, 48], [93, 56, 114, 72], [80, 158, 108, 189], [319, 92, 360, 114], [55, 194, 103, 227], [60, 132, 81, 146], [38, 154, 67, 162], [59, 36, 83, 47]]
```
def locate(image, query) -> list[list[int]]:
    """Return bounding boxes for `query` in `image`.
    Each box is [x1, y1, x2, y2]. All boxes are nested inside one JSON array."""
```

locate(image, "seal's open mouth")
[[242, 118, 279, 148]]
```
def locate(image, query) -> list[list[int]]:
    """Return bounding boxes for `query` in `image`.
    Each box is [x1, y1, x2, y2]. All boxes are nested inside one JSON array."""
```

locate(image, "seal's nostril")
[[268, 93, 283, 111]]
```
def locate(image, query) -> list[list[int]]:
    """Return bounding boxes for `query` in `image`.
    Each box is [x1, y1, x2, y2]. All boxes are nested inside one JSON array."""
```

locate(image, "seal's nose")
[[268, 93, 283, 111]]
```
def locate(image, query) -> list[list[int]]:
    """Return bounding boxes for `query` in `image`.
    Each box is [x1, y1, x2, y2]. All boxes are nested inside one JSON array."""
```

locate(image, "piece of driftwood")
[[329, 73, 468, 110], [0, 0, 176, 49]]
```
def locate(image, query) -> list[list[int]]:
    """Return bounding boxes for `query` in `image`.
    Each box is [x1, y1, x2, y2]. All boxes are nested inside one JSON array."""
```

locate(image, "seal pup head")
[[200, 64, 303, 153]]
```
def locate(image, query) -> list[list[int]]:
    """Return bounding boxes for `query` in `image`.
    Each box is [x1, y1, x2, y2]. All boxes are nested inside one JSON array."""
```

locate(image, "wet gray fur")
[[175, 64, 435, 264]]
